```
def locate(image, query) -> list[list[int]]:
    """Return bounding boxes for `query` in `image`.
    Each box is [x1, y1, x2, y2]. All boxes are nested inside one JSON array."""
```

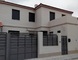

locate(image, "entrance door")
[[61, 36, 68, 55]]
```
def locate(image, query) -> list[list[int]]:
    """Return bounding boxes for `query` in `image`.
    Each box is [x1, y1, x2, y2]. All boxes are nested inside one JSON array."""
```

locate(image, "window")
[[49, 31, 53, 34], [43, 31, 48, 36], [29, 31, 35, 36], [52, 34, 58, 46], [62, 14, 65, 17], [50, 12, 55, 21], [12, 9, 20, 20], [57, 30, 61, 33], [29, 12, 35, 22], [43, 34, 58, 46], [8, 30, 20, 37]]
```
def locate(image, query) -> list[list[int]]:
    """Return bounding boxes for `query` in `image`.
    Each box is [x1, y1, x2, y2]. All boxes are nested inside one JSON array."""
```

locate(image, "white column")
[[57, 33, 61, 54], [38, 32, 43, 57]]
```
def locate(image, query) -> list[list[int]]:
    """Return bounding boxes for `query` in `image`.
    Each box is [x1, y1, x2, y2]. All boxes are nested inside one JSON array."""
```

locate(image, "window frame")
[[12, 9, 20, 20], [8, 30, 20, 37], [62, 14, 66, 17], [43, 34, 58, 46], [29, 12, 35, 22], [50, 12, 55, 21]]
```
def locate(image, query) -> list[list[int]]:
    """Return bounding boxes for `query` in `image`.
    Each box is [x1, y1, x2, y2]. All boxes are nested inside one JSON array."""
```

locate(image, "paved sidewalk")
[[26, 54, 78, 60]]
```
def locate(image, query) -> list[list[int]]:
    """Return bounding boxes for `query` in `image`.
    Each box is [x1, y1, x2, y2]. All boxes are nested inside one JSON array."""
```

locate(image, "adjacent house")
[[0, 0, 78, 60]]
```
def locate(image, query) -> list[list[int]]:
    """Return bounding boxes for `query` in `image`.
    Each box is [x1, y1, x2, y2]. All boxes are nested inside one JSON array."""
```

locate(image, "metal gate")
[[61, 36, 68, 55], [0, 33, 7, 60], [9, 33, 38, 60], [0, 33, 38, 60]]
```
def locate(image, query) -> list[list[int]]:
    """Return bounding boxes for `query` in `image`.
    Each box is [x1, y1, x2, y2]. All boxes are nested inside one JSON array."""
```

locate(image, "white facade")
[[0, 1, 78, 58], [0, 3, 36, 32]]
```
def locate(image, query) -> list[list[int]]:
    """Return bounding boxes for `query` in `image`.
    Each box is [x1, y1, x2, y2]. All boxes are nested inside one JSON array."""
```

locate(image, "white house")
[[0, 0, 78, 60]]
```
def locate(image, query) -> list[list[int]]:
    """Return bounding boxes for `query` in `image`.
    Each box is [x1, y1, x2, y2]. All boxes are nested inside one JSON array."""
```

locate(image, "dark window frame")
[[12, 9, 20, 20], [50, 12, 55, 21], [57, 30, 61, 33], [8, 30, 20, 37], [29, 12, 35, 22], [49, 31, 53, 34], [43, 34, 58, 46], [62, 14, 66, 17]]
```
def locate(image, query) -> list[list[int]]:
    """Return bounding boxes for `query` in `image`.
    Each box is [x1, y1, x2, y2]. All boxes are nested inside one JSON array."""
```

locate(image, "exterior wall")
[[49, 25, 67, 35], [49, 16, 78, 54], [67, 24, 78, 51], [38, 32, 61, 58], [0, 4, 73, 32], [38, 24, 78, 58], [0, 4, 36, 32], [2, 26, 27, 32], [35, 8, 42, 27], [37, 7, 71, 27], [49, 24, 78, 54]]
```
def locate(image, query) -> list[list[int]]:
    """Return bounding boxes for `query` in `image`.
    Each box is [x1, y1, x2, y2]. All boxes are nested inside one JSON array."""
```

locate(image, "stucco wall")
[[0, 4, 73, 32], [38, 32, 61, 55], [0, 4, 36, 28], [49, 24, 78, 52], [37, 7, 71, 27], [2, 26, 27, 32], [49, 25, 67, 35], [67, 24, 78, 51]]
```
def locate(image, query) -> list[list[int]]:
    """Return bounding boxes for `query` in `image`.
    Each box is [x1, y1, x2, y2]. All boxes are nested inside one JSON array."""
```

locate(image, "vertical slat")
[[7, 33, 38, 60], [0, 33, 7, 60]]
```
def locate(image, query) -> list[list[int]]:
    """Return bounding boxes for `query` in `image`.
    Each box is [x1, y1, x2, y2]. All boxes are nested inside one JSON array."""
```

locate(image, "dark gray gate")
[[0, 33, 38, 60], [9, 33, 38, 60], [0, 33, 7, 60], [61, 36, 68, 55]]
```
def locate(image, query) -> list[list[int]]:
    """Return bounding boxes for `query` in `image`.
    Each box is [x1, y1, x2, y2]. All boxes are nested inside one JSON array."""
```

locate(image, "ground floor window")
[[8, 30, 20, 37], [43, 33, 58, 46]]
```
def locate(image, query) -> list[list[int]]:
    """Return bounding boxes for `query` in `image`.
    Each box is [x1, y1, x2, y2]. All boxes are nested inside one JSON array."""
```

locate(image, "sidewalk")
[[26, 54, 78, 60]]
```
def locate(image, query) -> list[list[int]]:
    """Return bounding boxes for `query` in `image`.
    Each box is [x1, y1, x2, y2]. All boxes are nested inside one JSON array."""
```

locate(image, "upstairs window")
[[50, 12, 55, 21], [29, 12, 35, 22], [62, 14, 66, 17], [12, 9, 20, 20]]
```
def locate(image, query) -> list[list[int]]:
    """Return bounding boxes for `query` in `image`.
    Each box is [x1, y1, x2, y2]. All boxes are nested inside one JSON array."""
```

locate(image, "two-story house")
[[0, 0, 78, 60], [0, 0, 73, 33]]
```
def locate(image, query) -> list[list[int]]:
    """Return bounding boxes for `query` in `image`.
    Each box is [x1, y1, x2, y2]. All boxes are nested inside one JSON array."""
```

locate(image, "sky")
[[5, 0, 78, 17]]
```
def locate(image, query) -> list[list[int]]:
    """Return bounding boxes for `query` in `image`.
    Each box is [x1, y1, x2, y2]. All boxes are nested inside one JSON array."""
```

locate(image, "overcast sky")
[[5, 0, 78, 17]]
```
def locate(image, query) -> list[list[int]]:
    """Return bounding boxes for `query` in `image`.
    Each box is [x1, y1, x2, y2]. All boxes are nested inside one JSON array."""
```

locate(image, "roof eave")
[[0, 1, 35, 11], [35, 3, 73, 14]]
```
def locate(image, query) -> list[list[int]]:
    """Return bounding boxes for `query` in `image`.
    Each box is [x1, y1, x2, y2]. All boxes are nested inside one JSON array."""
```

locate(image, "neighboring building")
[[0, 0, 78, 60]]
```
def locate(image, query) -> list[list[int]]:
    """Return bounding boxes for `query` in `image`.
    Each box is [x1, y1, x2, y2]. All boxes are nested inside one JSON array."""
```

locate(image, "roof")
[[0, 1, 35, 10], [0, 1, 73, 14], [35, 3, 73, 14]]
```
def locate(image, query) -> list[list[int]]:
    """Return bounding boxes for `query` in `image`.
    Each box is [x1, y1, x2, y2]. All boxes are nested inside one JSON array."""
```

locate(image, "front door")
[[61, 36, 68, 55]]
